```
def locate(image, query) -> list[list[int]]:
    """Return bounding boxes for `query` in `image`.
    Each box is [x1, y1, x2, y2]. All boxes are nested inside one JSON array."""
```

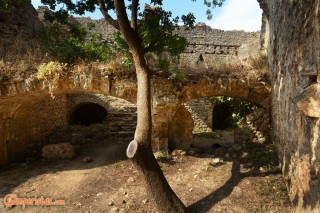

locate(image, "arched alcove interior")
[[69, 102, 108, 126], [212, 102, 233, 130]]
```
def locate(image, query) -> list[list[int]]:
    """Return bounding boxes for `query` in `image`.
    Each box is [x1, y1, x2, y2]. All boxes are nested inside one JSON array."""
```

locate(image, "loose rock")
[[42, 143, 76, 160]]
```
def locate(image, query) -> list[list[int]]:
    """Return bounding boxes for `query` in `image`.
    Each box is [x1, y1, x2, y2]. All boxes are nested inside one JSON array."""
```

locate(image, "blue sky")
[[31, 0, 262, 32]]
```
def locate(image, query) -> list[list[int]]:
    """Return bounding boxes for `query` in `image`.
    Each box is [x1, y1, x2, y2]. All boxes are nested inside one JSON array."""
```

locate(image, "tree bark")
[[114, 0, 186, 212]]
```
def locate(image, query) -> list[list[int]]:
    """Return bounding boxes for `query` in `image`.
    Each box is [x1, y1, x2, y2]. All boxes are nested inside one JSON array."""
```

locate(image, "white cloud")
[[206, 0, 262, 32]]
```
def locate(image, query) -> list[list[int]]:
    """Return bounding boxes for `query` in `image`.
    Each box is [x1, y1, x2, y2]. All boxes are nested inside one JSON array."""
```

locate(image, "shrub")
[[105, 53, 134, 75], [169, 70, 186, 82], [36, 61, 67, 80]]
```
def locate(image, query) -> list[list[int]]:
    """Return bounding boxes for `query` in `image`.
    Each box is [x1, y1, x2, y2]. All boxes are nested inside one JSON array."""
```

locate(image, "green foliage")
[[120, 54, 133, 68], [0, 0, 8, 9], [157, 56, 171, 70], [43, 21, 113, 63], [105, 53, 134, 74], [211, 96, 255, 128], [139, 7, 189, 54], [192, 0, 225, 19], [169, 70, 186, 82], [113, 32, 129, 52]]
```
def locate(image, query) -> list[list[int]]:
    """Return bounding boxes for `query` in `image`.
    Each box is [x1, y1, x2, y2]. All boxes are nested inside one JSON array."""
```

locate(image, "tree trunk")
[[132, 64, 186, 213], [113, 1, 186, 212]]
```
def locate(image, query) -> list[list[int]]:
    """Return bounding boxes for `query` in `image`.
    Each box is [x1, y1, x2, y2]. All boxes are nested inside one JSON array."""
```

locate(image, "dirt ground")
[[0, 126, 294, 213]]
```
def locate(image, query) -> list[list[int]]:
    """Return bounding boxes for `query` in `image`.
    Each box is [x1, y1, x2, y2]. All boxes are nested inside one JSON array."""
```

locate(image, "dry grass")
[[0, 35, 268, 85], [180, 52, 270, 84], [0, 38, 53, 80], [67, 53, 135, 79]]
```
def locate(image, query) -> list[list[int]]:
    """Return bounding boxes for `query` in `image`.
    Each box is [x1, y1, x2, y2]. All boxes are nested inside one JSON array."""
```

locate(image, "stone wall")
[[261, 0, 320, 211], [67, 93, 137, 142], [184, 97, 213, 133], [0, 72, 270, 155], [0, 94, 68, 166], [74, 17, 118, 43], [0, 3, 269, 164], [0, 2, 44, 46], [66, 93, 136, 118], [59, 14, 260, 68], [168, 105, 194, 150], [234, 107, 270, 144], [178, 23, 260, 68], [0, 93, 138, 166]]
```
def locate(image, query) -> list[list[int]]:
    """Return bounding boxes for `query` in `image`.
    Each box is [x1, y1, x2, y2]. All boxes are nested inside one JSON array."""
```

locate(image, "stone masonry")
[[178, 23, 260, 68], [44, 8, 261, 68], [184, 97, 214, 133], [0, 94, 68, 165], [67, 93, 137, 142], [259, 0, 320, 211], [0, 93, 137, 166], [0, 4, 270, 166]]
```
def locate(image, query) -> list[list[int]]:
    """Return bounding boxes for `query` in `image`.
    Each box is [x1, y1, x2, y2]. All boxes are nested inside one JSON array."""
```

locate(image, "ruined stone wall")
[[0, 2, 44, 46], [68, 16, 260, 68], [178, 23, 260, 68], [66, 93, 136, 117], [264, 0, 320, 211], [184, 97, 213, 133], [0, 2, 44, 61], [74, 17, 118, 43], [0, 94, 68, 166], [168, 105, 194, 150], [234, 107, 270, 144], [66, 93, 137, 142], [0, 92, 138, 166]]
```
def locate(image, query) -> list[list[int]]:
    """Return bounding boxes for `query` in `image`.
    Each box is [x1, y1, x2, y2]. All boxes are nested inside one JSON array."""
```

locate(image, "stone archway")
[[168, 105, 194, 150]]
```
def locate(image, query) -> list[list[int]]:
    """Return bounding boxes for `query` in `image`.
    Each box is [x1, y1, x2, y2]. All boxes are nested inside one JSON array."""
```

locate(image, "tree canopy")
[[39, 0, 224, 69]]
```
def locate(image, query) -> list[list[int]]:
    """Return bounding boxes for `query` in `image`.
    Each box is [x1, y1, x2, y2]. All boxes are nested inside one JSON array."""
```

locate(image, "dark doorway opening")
[[70, 103, 107, 126], [212, 102, 233, 130]]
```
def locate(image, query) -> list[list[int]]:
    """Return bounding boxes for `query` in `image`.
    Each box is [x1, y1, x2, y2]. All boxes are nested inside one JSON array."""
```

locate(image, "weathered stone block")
[[42, 143, 76, 160]]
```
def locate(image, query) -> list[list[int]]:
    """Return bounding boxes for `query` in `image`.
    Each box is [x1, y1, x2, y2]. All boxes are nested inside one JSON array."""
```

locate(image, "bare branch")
[[98, 0, 120, 30], [130, 0, 139, 30], [114, 0, 151, 73], [114, 0, 139, 47]]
